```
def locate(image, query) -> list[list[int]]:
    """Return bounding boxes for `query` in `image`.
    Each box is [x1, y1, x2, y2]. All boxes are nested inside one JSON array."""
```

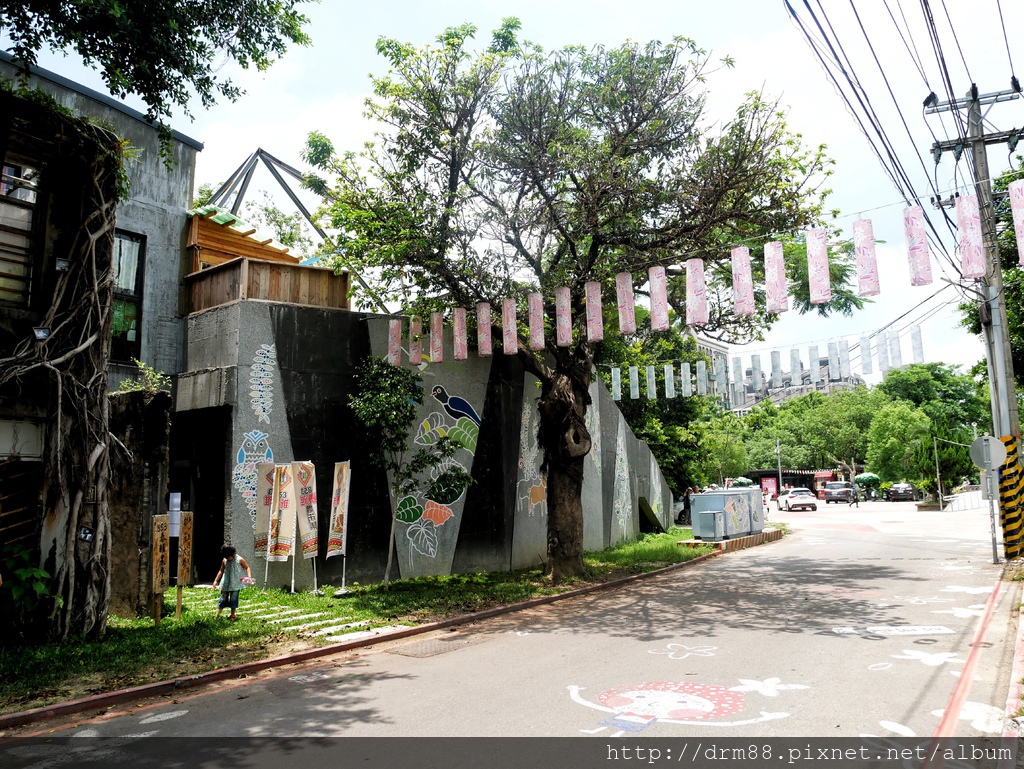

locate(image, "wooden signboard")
[[152, 514, 170, 594], [177, 511, 194, 585]]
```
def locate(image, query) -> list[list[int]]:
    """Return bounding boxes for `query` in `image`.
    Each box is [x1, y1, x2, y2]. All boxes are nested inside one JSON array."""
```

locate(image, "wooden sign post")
[[152, 514, 170, 627], [176, 511, 194, 620]]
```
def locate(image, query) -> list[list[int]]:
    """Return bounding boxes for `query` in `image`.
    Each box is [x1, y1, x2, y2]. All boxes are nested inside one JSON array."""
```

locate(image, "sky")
[[10, 1, 1024, 385]]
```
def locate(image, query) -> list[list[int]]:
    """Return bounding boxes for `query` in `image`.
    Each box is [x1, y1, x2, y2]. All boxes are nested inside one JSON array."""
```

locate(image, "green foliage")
[[0, 543, 59, 646], [867, 401, 932, 481], [117, 358, 171, 394], [244, 191, 314, 257]]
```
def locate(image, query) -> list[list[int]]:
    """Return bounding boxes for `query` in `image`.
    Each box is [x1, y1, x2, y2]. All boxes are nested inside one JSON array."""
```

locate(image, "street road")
[[10, 498, 1018, 739]]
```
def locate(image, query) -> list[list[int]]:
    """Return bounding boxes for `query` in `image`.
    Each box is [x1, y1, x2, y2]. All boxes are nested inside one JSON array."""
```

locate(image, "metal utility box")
[[691, 487, 764, 539], [692, 510, 725, 541]]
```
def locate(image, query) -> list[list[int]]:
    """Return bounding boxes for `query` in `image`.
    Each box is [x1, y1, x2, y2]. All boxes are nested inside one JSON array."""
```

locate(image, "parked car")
[[779, 487, 818, 511], [888, 482, 917, 501], [824, 481, 855, 504]]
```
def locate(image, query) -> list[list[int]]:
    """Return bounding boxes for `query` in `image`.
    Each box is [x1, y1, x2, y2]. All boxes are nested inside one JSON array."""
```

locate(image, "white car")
[[779, 487, 818, 511]]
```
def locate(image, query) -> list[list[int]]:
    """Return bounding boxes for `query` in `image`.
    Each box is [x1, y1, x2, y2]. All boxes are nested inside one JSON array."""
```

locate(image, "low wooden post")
[[153, 514, 170, 627], [176, 512, 193, 621]]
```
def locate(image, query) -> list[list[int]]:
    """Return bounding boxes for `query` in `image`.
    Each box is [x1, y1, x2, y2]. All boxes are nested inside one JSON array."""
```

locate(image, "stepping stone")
[[323, 625, 405, 643], [311, 620, 371, 636], [289, 617, 354, 632], [267, 612, 326, 624]]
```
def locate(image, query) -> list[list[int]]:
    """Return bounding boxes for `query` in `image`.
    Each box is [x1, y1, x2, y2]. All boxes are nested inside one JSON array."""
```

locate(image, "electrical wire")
[[995, 0, 1017, 83]]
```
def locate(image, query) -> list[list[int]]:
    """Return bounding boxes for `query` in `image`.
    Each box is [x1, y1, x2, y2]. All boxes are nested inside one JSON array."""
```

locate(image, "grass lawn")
[[1, 528, 717, 715]]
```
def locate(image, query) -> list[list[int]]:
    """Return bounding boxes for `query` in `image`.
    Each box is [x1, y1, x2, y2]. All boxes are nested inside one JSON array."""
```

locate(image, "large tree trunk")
[[536, 354, 592, 581]]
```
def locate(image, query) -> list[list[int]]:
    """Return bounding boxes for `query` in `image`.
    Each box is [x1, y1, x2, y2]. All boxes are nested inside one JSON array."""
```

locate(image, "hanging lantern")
[[956, 195, 986, 279], [853, 219, 881, 297], [910, 325, 925, 364], [838, 339, 851, 378], [888, 331, 903, 368], [664, 364, 676, 398], [629, 365, 640, 399], [646, 365, 657, 399], [430, 312, 443, 362], [453, 308, 468, 360], [649, 265, 669, 331], [409, 315, 422, 366], [680, 362, 693, 397], [714, 357, 728, 397], [387, 319, 402, 366], [731, 246, 755, 317], [790, 348, 802, 385], [502, 298, 518, 355], [807, 345, 820, 383], [903, 206, 934, 286], [827, 340, 840, 381], [751, 354, 762, 392], [1010, 179, 1024, 266], [555, 287, 572, 347], [860, 335, 873, 375], [770, 350, 783, 389], [695, 359, 708, 395], [528, 292, 545, 351], [615, 273, 636, 335], [585, 281, 604, 342], [876, 335, 890, 374], [611, 367, 622, 401], [732, 356, 743, 391], [764, 241, 788, 313], [806, 228, 832, 304], [477, 302, 492, 357], [685, 259, 708, 326]]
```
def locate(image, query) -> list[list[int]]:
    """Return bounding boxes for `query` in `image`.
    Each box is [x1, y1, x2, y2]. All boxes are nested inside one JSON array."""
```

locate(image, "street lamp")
[[776, 438, 783, 497]]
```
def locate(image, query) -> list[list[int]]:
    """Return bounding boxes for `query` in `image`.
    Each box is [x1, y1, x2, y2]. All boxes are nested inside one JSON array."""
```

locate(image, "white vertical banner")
[[646, 365, 657, 399], [611, 367, 622, 401], [790, 348, 802, 386], [750, 354, 762, 392], [910, 325, 925, 364], [326, 461, 351, 559], [827, 340, 840, 381], [860, 335, 873, 375], [680, 362, 693, 397], [889, 331, 903, 368], [732, 356, 744, 391], [695, 360, 708, 395], [808, 345, 820, 383], [838, 339, 851, 379], [664, 364, 676, 398], [770, 350, 782, 389], [877, 334, 890, 374], [629, 365, 640, 399], [713, 356, 728, 398]]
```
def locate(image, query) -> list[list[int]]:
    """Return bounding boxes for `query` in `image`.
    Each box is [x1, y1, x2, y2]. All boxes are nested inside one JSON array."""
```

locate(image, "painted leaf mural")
[[415, 412, 448, 446], [407, 519, 438, 557], [448, 417, 479, 453], [396, 496, 424, 523], [422, 500, 454, 525]]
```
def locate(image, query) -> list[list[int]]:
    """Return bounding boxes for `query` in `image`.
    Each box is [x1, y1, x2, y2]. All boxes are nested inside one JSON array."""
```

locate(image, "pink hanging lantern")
[[408, 315, 422, 366], [731, 247, 755, 317], [764, 241, 788, 313], [386, 319, 402, 365], [903, 206, 934, 286], [528, 292, 545, 351], [476, 302, 492, 357], [555, 287, 572, 347], [1011, 179, 1024, 266], [685, 258, 707, 326], [615, 273, 636, 335], [453, 307, 468, 360], [852, 219, 881, 297], [430, 312, 443, 362], [502, 298, 518, 355], [649, 265, 669, 331], [585, 281, 604, 342], [956, 195, 986, 279], [806, 228, 832, 304]]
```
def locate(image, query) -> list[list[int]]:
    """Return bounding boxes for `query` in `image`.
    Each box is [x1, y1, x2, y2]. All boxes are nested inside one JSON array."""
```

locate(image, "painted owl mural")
[[231, 429, 273, 528]]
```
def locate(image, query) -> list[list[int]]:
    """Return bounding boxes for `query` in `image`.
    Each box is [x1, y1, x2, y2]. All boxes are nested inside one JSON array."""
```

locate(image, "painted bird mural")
[[231, 429, 273, 527], [430, 385, 481, 426]]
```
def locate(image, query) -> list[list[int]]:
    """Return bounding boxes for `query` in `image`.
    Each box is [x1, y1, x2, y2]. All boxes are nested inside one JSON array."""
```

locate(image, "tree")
[[701, 413, 748, 485], [348, 357, 472, 588], [867, 402, 932, 481], [1, 1, 314, 161], [303, 23, 835, 579]]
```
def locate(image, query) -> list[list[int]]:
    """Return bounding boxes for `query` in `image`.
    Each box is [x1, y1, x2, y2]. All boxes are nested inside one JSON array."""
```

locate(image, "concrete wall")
[[176, 300, 673, 588]]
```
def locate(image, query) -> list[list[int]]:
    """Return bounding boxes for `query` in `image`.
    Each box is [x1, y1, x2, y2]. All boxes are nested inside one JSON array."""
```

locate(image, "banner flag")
[[808, 345, 820, 383], [860, 335, 873, 375], [956, 195, 986, 279], [807, 228, 832, 304], [664, 364, 676, 398], [911, 325, 925, 364], [292, 461, 319, 559], [839, 339, 851, 378], [629, 365, 640, 399], [387, 319, 401, 365], [877, 334, 890, 374], [453, 308, 468, 360], [502, 298, 518, 355], [649, 265, 669, 331], [765, 241, 789, 313], [254, 462, 275, 556], [889, 330, 903, 368], [828, 340, 840, 381], [853, 219, 881, 297], [152, 514, 169, 594], [646, 365, 657, 399], [430, 312, 443, 362], [714, 356, 727, 396], [685, 258, 708, 325], [585, 281, 604, 342], [731, 246, 755, 317], [681, 362, 693, 397], [615, 273, 636, 334], [770, 350, 783, 389], [476, 302, 492, 357], [268, 464, 295, 562], [409, 315, 422, 365], [695, 359, 708, 395], [611, 367, 622, 401], [751, 354, 762, 392], [903, 206, 934, 286], [555, 287, 572, 346], [733, 356, 743, 390], [527, 292, 545, 351], [1010, 179, 1024, 266], [327, 461, 351, 559], [790, 348, 802, 385]]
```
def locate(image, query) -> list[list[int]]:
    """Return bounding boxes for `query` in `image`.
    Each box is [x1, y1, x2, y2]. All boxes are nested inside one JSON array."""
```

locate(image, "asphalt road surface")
[[9, 498, 1018, 740]]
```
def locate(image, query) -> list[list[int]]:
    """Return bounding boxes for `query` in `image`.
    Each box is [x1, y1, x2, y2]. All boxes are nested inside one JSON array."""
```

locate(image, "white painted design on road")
[[941, 585, 992, 595], [890, 595, 954, 605], [868, 663, 893, 671], [72, 729, 100, 737], [832, 626, 954, 636], [515, 630, 531, 636], [288, 672, 330, 683], [647, 643, 717, 660], [139, 710, 188, 724], [728, 677, 809, 697], [121, 731, 159, 738], [891, 649, 963, 666], [931, 604, 986, 619], [879, 720, 916, 736], [930, 701, 1005, 734]]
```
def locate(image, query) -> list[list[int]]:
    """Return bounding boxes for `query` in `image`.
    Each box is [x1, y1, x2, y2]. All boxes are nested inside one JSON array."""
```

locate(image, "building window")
[[0, 157, 40, 308], [111, 231, 145, 362]]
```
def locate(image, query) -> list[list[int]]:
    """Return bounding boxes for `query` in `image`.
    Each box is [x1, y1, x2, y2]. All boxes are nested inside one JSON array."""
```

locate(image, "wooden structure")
[[187, 204, 299, 272]]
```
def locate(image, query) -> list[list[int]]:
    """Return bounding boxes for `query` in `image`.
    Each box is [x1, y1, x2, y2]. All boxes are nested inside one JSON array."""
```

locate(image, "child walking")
[[213, 544, 252, 620]]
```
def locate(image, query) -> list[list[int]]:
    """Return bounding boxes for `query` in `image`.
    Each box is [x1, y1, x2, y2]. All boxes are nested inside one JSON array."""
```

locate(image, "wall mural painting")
[[648, 452, 663, 520], [585, 382, 601, 484], [518, 398, 546, 518], [232, 429, 273, 528], [612, 423, 632, 540], [400, 386, 481, 558], [250, 344, 277, 424]]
